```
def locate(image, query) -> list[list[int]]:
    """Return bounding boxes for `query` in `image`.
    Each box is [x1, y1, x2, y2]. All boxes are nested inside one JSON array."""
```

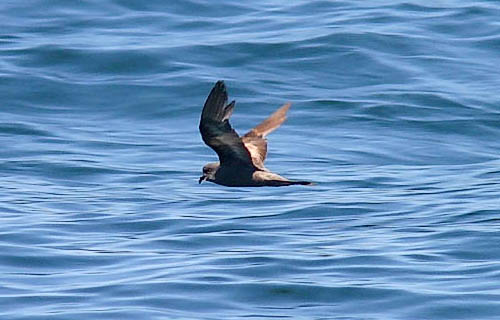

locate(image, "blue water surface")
[[1, 1, 500, 319]]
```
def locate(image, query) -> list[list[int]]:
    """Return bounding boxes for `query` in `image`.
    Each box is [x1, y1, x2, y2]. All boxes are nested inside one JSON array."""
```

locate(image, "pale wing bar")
[[242, 103, 291, 168], [245, 103, 291, 138]]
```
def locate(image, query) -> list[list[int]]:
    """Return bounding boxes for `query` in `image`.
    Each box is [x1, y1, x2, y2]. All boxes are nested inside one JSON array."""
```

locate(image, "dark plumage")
[[198, 81, 312, 187]]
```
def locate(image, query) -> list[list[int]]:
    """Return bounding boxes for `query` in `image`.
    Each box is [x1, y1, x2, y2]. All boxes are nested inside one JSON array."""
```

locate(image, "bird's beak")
[[199, 175, 207, 184]]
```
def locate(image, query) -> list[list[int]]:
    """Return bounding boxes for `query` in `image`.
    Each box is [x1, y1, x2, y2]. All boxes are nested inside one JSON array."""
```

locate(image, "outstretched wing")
[[199, 81, 257, 168], [242, 103, 291, 169]]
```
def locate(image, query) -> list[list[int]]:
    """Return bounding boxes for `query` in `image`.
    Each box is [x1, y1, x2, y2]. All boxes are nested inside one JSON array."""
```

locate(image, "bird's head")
[[199, 162, 220, 184]]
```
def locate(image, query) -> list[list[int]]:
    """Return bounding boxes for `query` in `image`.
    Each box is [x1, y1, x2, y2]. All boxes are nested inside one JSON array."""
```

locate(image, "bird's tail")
[[269, 180, 314, 186], [289, 180, 314, 186]]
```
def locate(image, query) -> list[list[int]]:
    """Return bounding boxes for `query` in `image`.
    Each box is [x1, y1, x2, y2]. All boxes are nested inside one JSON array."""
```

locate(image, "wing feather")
[[242, 103, 291, 168], [199, 81, 257, 168]]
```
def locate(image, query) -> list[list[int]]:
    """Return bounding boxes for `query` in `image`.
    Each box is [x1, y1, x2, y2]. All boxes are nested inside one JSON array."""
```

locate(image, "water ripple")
[[2, 1, 500, 319]]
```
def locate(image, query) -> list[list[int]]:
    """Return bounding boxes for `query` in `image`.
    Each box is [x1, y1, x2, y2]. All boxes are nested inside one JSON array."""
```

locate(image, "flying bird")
[[198, 81, 312, 187]]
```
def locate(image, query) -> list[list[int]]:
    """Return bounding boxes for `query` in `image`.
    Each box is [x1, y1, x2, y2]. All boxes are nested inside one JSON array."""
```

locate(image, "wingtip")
[[280, 102, 292, 117], [214, 80, 225, 90], [210, 80, 228, 100], [200, 79, 238, 130], [276, 102, 292, 117]]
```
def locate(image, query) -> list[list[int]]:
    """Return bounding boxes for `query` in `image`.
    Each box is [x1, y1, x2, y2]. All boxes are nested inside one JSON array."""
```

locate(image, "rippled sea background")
[[2, 1, 500, 319]]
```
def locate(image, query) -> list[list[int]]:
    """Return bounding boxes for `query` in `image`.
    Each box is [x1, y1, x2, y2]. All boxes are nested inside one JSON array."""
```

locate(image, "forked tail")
[[289, 180, 314, 186], [270, 180, 314, 186]]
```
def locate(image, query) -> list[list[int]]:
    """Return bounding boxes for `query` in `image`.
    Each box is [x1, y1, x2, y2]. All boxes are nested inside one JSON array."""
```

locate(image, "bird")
[[198, 80, 312, 187]]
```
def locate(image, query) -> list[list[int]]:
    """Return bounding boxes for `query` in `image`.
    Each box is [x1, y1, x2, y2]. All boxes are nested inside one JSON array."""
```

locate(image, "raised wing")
[[199, 81, 257, 168], [242, 103, 291, 169]]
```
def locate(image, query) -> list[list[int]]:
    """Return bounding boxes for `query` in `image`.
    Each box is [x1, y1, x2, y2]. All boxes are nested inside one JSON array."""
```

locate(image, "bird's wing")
[[199, 81, 258, 169], [242, 103, 291, 168]]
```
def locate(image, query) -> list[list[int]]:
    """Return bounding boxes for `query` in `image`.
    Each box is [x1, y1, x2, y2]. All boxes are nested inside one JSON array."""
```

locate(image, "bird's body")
[[198, 81, 311, 187], [210, 165, 309, 187]]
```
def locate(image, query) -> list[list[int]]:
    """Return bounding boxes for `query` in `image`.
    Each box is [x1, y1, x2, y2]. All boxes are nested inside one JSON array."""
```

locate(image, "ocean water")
[[1, 1, 500, 319]]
